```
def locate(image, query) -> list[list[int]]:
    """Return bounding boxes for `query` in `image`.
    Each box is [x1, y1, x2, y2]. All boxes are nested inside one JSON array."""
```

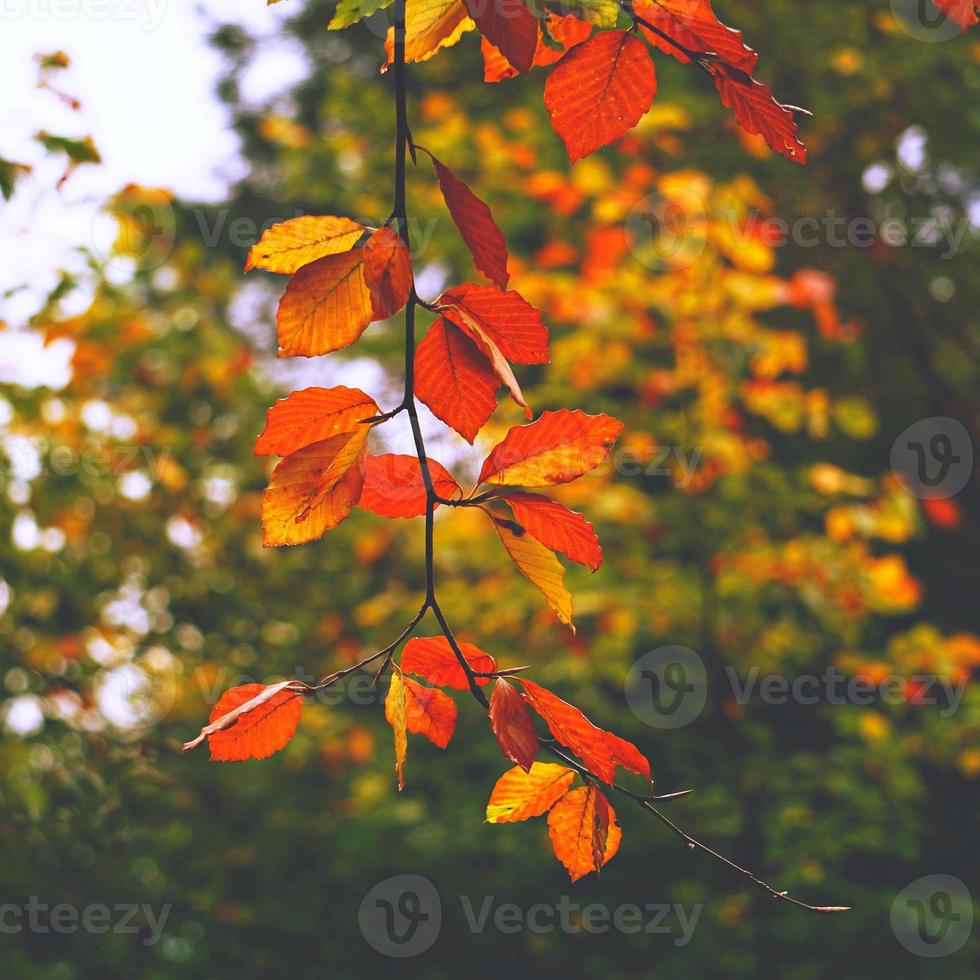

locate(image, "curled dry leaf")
[[489, 677, 539, 771]]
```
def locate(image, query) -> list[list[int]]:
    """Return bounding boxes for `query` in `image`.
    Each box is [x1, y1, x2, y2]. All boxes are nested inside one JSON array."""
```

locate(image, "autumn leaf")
[[934, 0, 979, 30], [710, 63, 807, 164], [429, 153, 510, 288], [543, 30, 657, 163], [401, 675, 458, 748], [438, 283, 548, 365], [383, 0, 474, 66], [519, 678, 651, 783], [357, 454, 461, 518], [503, 491, 602, 571], [494, 518, 575, 629], [254, 386, 378, 458], [482, 14, 592, 82], [362, 225, 414, 320], [414, 317, 500, 443], [276, 248, 373, 357], [402, 636, 497, 690], [183, 681, 305, 762], [546, 784, 621, 881], [385, 666, 409, 789], [633, 0, 758, 72], [478, 409, 623, 487], [462, 0, 538, 75], [261, 432, 367, 546], [245, 215, 365, 274], [489, 677, 538, 771], [486, 761, 577, 822], [329, 0, 393, 31]]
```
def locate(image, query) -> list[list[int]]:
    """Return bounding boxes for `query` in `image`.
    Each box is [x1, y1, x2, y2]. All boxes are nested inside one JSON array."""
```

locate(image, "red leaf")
[[414, 317, 500, 443], [204, 682, 303, 762], [482, 14, 592, 82], [519, 678, 650, 783], [489, 677, 538, 771], [362, 226, 414, 320], [462, 0, 538, 74], [633, 0, 757, 72], [438, 283, 548, 365], [403, 636, 497, 690], [430, 154, 510, 288], [504, 491, 602, 571], [477, 409, 623, 487], [357, 454, 461, 518], [543, 30, 657, 163], [710, 63, 807, 164], [934, 0, 979, 30], [254, 386, 378, 458]]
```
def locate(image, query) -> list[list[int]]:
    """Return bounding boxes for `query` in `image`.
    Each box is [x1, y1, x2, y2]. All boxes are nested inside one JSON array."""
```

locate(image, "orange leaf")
[[385, 667, 408, 790], [362, 226, 414, 320], [709, 63, 807, 164], [197, 682, 303, 762], [254, 386, 378, 458], [485, 761, 576, 823], [438, 283, 548, 365], [430, 154, 510, 288], [403, 675, 458, 748], [494, 518, 574, 630], [402, 636, 497, 690], [634, 0, 757, 72], [519, 678, 651, 783], [547, 784, 621, 881], [482, 14, 592, 82], [489, 677, 538, 771], [504, 491, 602, 571], [414, 317, 499, 443], [383, 0, 474, 66], [245, 215, 365, 274], [543, 31, 656, 163], [357, 454, 461, 518], [276, 248, 373, 357], [261, 432, 366, 547], [462, 0, 538, 75], [478, 409, 623, 487]]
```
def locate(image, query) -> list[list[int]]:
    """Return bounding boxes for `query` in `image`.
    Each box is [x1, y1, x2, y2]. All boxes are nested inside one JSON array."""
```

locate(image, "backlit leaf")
[[462, 0, 538, 75], [276, 248, 373, 357], [482, 14, 592, 82], [504, 491, 602, 571], [543, 30, 657, 163], [494, 518, 575, 629], [547, 784, 621, 881], [254, 386, 378, 458], [362, 225, 414, 320], [245, 215, 366, 274], [414, 317, 500, 443], [401, 675, 458, 748], [383, 0, 474, 66], [486, 761, 577, 823], [478, 409, 623, 487], [385, 667, 408, 789], [519, 678, 651, 783], [403, 636, 497, 690], [357, 454, 461, 518], [489, 677, 538, 771]]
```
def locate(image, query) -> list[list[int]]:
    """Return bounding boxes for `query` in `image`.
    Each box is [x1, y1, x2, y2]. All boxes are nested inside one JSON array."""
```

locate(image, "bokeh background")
[[1, 1, 978, 977]]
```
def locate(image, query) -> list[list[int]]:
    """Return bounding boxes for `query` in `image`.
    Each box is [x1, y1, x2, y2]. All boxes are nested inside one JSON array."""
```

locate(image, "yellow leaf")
[[245, 215, 366, 274], [486, 762, 577, 823], [276, 249, 373, 357], [261, 432, 366, 547], [494, 519, 575, 630], [384, 0, 474, 67], [385, 666, 408, 790]]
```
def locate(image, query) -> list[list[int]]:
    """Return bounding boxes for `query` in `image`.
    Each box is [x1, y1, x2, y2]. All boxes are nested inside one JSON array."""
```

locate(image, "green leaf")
[[547, 0, 621, 28], [328, 0, 394, 30]]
